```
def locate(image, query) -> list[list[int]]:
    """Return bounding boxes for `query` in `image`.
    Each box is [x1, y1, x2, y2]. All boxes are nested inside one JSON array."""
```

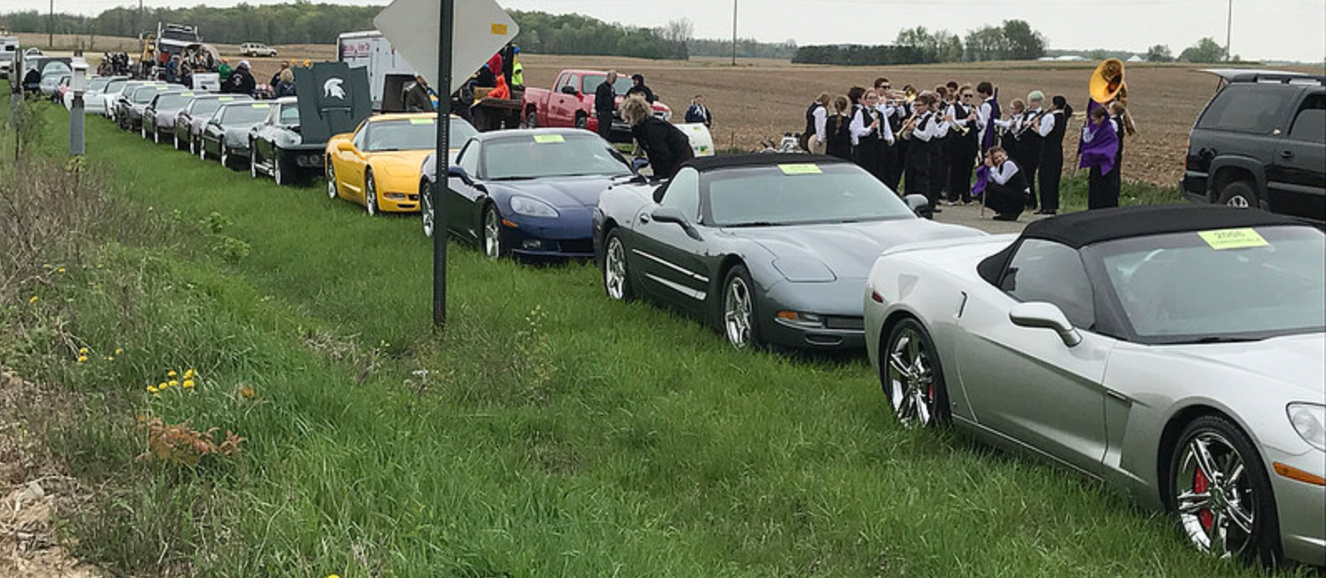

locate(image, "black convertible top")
[[1021, 205, 1304, 249], [681, 153, 850, 172]]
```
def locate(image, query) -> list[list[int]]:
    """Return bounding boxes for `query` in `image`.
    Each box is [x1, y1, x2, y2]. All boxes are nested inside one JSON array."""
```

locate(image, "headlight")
[[1288, 403, 1326, 451], [508, 196, 559, 218]]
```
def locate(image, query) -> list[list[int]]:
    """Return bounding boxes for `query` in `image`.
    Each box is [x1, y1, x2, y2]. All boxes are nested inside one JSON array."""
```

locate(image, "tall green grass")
[[0, 96, 1309, 577]]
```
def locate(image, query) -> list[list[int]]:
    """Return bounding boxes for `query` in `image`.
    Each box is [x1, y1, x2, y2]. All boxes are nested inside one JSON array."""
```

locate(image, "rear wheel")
[[574, 114, 588, 130], [199, 139, 208, 161], [153, 128, 160, 144], [722, 266, 761, 349], [524, 110, 538, 129], [482, 204, 504, 260], [1170, 416, 1279, 563], [364, 170, 379, 216], [603, 231, 633, 301], [140, 124, 147, 139], [882, 318, 950, 428], [1217, 181, 1257, 209]]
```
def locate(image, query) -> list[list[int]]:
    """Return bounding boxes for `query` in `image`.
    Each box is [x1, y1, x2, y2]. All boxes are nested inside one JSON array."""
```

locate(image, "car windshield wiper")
[[1190, 336, 1264, 344], [724, 221, 782, 228], [489, 175, 538, 181]]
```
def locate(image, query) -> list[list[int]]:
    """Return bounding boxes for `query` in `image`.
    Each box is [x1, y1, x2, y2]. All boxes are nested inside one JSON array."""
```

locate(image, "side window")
[[554, 74, 569, 92], [457, 140, 481, 176], [1197, 85, 1295, 134], [1000, 239, 1095, 329], [659, 168, 701, 221], [567, 75, 580, 94], [1288, 94, 1325, 142], [352, 124, 368, 151]]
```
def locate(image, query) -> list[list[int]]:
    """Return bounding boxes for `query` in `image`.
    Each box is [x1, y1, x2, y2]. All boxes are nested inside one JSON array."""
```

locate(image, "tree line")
[[793, 20, 1047, 65]]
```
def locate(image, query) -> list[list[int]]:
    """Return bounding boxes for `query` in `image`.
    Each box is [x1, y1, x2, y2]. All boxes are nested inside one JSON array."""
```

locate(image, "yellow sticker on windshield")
[[778, 163, 822, 175], [534, 134, 566, 144], [181, 92, 194, 97], [219, 97, 234, 102], [410, 118, 434, 125], [251, 103, 271, 109], [1198, 228, 1268, 250]]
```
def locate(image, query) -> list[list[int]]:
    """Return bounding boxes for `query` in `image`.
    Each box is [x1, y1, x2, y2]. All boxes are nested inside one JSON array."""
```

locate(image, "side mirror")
[[447, 165, 473, 186], [1009, 302, 1082, 347], [560, 85, 578, 96], [631, 158, 649, 174], [650, 206, 702, 241], [335, 140, 356, 153], [904, 194, 933, 219]]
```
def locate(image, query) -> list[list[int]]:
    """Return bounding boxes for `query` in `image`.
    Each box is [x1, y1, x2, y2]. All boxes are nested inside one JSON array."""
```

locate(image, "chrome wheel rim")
[[1226, 196, 1249, 209], [483, 208, 501, 259], [1175, 432, 1256, 558], [365, 174, 377, 215], [723, 275, 753, 348], [154, 129, 159, 143], [221, 149, 229, 167], [250, 149, 259, 178], [605, 236, 627, 300], [886, 326, 936, 427], [274, 157, 284, 184], [327, 165, 338, 199], [199, 141, 206, 160], [421, 183, 434, 237], [174, 134, 180, 149]]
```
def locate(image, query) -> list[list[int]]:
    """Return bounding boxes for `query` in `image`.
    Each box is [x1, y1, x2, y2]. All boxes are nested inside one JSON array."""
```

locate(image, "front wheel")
[[482, 204, 504, 260], [249, 147, 260, 178], [722, 265, 761, 349], [199, 139, 208, 161], [326, 162, 339, 199], [220, 147, 232, 170], [364, 170, 379, 216], [882, 318, 950, 428], [603, 231, 633, 301], [421, 180, 436, 237], [1170, 416, 1279, 563]]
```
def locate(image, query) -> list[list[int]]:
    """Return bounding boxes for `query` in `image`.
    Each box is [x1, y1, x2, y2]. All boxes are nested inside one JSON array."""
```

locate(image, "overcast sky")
[[7, 0, 1324, 62]]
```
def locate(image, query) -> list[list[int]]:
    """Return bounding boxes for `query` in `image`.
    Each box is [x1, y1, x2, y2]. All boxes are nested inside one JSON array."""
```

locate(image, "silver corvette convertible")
[[864, 206, 1324, 566]]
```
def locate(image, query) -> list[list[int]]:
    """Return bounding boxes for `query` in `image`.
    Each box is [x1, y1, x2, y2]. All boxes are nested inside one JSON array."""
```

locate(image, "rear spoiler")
[[1199, 68, 1325, 86]]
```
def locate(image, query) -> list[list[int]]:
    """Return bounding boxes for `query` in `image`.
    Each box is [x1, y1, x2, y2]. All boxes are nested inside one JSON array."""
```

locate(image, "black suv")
[[1183, 70, 1324, 222]]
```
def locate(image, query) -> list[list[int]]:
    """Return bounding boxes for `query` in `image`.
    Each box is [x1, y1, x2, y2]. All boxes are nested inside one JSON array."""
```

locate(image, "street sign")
[[374, 0, 519, 94]]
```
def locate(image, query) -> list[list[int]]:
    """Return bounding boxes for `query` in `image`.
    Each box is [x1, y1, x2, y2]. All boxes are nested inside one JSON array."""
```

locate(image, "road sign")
[[374, 0, 519, 94]]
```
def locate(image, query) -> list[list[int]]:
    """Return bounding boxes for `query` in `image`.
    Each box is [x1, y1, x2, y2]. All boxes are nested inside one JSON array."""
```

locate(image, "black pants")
[[947, 137, 978, 203], [986, 182, 1026, 219], [884, 140, 905, 191], [1015, 147, 1040, 209], [1088, 166, 1120, 209], [904, 144, 931, 196], [596, 111, 613, 140], [1038, 153, 1063, 212], [854, 138, 889, 185], [928, 137, 947, 201]]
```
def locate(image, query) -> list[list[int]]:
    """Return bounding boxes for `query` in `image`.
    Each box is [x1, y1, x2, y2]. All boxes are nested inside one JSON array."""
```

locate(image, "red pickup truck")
[[523, 69, 671, 143]]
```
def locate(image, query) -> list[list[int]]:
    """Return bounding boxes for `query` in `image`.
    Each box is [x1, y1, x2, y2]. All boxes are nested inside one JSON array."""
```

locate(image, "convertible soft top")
[[1022, 205, 1306, 249], [681, 153, 850, 172]]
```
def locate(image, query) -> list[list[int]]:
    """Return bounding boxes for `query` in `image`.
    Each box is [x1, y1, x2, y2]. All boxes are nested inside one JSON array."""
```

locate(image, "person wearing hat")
[[626, 74, 656, 103], [223, 60, 256, 96], [218, 57, 232, 82]]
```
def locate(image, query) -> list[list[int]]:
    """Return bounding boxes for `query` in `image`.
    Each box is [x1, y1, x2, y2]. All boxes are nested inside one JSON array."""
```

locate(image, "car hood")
[[365, 149, 431, 177], [725, 218, 984, 280], [1161, 332, 1326, 398], [493, 175, 624, 209]]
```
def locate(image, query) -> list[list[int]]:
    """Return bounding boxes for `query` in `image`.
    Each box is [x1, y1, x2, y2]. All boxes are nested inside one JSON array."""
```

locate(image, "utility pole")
[[433, 0, 455, 328], [48, 0, 53, 48], [1225, 0, 1233, 62], [730, 0, 738, 66]]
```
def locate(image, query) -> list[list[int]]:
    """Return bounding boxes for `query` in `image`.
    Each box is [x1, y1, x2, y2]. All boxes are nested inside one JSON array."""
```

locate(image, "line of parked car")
[[64, 73, 1326, 569]]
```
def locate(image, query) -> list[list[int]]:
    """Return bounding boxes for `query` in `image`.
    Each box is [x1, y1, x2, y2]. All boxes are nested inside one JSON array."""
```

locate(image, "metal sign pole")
[[433, 0, 455, 329]]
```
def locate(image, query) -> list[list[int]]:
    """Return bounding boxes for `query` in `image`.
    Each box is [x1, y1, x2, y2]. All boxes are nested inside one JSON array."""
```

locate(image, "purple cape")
[[1079, 119, 1119, 175], [971, 165, 989, 197]]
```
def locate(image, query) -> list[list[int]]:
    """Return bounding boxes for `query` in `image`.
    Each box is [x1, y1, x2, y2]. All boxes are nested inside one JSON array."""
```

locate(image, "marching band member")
[[883, 84, 910, 190], [1079, 106, 1121, 209], [929, 86, 951, 204], [902, 93, 948, 210], [994, 98, 1026, 164], [852, 89, 895, 184], [944, 85, 981, 204], [982, 146, 1028, 222], [1034, 95, 1072, 215], [975, 81, 1000, 153], [1018, 91, 1048, 210], [824, 95, 855, 161], [1108, 100, 1136, 204], [801, 92, 831, 154]]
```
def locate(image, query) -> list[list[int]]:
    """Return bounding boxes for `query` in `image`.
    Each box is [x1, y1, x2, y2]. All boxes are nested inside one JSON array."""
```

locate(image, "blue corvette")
[[420, 128, 633, 259]]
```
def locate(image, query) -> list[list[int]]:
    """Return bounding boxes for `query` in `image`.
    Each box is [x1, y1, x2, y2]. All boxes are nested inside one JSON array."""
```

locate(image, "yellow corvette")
[[325, 113, 479, 215]]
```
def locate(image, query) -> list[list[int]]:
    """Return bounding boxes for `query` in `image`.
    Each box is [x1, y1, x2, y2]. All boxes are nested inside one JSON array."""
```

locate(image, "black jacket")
[[626, 84, 656, 103], [632, 117, 693, 179], [224, 67, 256, 96], [594, 81, 616, 115], [404, 82, 435, 113]]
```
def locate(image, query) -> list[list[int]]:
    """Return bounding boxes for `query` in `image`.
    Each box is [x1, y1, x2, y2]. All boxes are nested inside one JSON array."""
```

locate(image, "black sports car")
[[249, 96, 324, 186], [141, 89, 195, 144], [173, 94, 252, 153], [200, 101, 273, 170], [592, 154, 983, 351]]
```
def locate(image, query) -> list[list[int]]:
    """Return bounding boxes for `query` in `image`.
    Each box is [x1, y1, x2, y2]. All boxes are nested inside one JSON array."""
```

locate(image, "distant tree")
[[943, 34, 965, 63], [1179, 37, 1227, 63], [1002, 19, 1046, 60], [1145, 44, 1174, 62], [964, 25, 1008, 62], [658, 18, 693, 44], [895, 26, 935, 58]]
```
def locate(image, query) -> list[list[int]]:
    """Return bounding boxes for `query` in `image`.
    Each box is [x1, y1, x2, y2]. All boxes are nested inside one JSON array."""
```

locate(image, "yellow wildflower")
[[114, 348, 123, 355], [77, 356, 87, 363], [182, 379, 195, 388], [107, 356, 115, 362], [147, 385, 159, 393], [57, 267, 66, 274], [168, 380, 179, 387], [28, 296, 38, 304], [185, 368, 196, 378], [79, 347, 88, 354], [238, 385, 256, 399], [167, 370, 178, 378], [158, 382, 167, 390]]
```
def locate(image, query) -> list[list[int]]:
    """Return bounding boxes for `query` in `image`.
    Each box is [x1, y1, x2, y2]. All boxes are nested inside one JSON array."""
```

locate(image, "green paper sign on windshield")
[[1198, 228, 1269, 251], [534, 134, 565, 144], [778, 163, 822, 176]]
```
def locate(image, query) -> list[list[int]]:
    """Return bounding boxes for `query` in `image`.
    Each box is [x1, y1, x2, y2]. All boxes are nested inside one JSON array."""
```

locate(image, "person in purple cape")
[[1079, 105, 1120, 209]]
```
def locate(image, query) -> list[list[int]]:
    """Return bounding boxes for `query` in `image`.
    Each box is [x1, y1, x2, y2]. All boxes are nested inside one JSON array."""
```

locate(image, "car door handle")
[[1279, 150, 1294, 160], [639, 213, 651, 224]]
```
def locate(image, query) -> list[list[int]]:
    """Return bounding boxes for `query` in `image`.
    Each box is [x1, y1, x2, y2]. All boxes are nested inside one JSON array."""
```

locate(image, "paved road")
[[929, 201, 1054, 235]]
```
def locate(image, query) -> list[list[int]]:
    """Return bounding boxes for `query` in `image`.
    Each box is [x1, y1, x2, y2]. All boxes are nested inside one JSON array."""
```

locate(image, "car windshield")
[[88, 78, 109, 92], [279, 104, 299, 125], [363, 117, 478, 152], [154, 93, 190, 110], [42, 61, 70, 75], [482, 133, 629, 180], [1093, 226, 1325, 343], [705, 163, 915, 226], [580, 74, 634, 95], [219, 104, 272, 125], [132, 87, 165, 104]]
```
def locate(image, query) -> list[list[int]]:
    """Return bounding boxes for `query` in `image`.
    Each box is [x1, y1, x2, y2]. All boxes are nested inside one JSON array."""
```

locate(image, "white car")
[[240, 42, 277, 57], [863, 205, 1325, 566]]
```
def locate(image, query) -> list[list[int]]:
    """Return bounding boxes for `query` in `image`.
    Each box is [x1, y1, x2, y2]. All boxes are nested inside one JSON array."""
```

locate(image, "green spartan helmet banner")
[[294, 62, 372, 144]]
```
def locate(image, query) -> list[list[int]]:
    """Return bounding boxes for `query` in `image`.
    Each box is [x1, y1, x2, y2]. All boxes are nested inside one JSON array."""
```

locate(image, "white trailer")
[[337, 30, 417, 112], [0, 36, 18, 79]]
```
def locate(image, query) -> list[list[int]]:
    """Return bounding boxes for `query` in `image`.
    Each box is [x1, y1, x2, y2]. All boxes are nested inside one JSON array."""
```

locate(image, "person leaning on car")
[[622, 95, 693, 180], [594, 70, 619, 141]]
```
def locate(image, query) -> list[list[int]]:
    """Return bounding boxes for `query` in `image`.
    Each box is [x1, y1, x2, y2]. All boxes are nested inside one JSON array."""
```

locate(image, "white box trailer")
[[337, 30, 417, 112], [0, 36, 18, 79]]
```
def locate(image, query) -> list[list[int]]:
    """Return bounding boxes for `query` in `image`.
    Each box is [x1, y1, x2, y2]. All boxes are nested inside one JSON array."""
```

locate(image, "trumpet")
[[899, 112, 923, 140]]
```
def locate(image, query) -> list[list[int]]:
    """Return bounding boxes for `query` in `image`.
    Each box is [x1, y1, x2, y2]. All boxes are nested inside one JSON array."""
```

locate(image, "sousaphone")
[[1090, 58, 1127, 104]]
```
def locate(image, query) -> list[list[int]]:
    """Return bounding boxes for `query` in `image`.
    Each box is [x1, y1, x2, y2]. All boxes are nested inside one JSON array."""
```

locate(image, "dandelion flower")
[[168, 380, 179, 387], [182, 380, 195, 388], [147, 385, 159, 393], [79, 347, 88, 354], [158, 382, 167, 390], [57, 267, 66, 274], [238, 385, 256, 399], [28, 296, 38, 304], [107, 356, 115, 362], [114, 348, 123, 356], [168, 370, 178, 378], [184, 368, 196, 379]]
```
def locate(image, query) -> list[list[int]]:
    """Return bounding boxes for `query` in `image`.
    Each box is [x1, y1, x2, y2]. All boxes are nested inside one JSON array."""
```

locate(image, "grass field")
[[0, 94, 1311, 577]]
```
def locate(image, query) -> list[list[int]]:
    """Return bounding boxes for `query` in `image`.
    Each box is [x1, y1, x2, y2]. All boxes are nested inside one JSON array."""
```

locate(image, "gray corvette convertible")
[[592, 154, 982, 351], [864, 205, 1324, 566]]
